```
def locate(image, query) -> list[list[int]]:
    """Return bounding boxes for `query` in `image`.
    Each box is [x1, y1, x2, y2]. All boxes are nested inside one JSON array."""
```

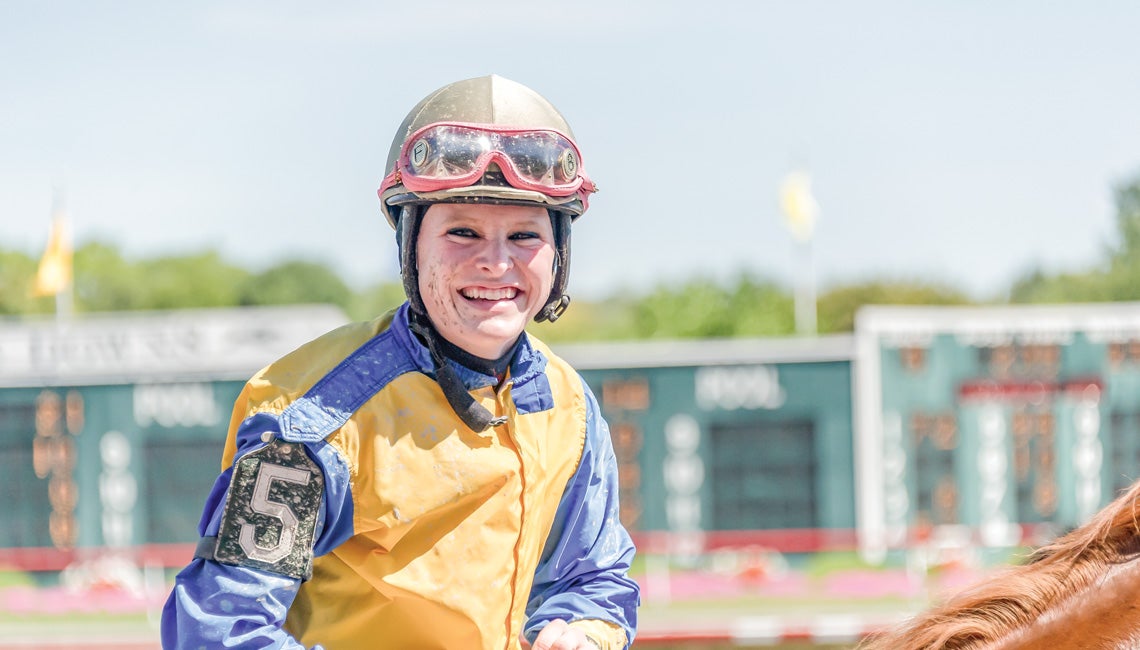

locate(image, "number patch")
[[214, 439, 324, 580]]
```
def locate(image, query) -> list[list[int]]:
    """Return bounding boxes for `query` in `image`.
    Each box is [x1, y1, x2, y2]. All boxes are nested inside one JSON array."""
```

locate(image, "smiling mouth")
[[461, 287, 519, 301]]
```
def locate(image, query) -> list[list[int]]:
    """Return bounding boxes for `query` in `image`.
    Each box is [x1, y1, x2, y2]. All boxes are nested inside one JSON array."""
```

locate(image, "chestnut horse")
[[858, 479, 1140, 650]]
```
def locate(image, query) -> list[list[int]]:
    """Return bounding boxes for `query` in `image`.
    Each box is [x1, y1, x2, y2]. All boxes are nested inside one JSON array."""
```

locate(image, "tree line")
[[3, 173, 1139, 343]]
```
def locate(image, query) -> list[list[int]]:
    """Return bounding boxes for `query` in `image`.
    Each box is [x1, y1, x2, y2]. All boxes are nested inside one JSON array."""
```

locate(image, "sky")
[[3, 1, 1140, 303]]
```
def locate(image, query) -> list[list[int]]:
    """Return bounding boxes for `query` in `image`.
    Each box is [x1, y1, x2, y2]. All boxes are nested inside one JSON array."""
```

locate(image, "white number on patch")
[[239, 463, 312, 563]]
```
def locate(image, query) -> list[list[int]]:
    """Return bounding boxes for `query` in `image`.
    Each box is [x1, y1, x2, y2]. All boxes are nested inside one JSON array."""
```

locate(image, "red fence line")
[[0, 523, 1057, 573], [0, 543, 195, 572], [0, 530, 857, 573], [632, 528, 860, 555]]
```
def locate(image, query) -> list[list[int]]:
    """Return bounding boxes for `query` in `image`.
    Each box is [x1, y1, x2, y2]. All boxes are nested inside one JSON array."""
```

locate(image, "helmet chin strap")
[[536, 295, 570, 323], [396, 205, 426, 316], [535, 209, 572, 323], [408, 312, 507, 433]]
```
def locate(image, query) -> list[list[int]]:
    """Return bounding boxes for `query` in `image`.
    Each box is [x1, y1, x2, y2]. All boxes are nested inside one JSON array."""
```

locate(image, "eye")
[[509, 231, 540, 241], [447, 227, 479, 238]]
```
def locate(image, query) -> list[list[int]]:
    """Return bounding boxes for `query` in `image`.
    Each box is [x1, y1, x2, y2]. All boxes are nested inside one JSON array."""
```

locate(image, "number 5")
[[239, 462, 311, 563]]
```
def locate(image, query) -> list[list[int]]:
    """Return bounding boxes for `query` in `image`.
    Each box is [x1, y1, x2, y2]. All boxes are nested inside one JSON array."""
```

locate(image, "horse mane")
[[858, 479, 1140, 650]]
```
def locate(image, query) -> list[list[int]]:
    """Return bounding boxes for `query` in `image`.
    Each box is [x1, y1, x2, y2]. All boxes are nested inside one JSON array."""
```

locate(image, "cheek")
[[418, 260, 449, 306], [418, 260, 467, 330], [529, 250, 557, 289]]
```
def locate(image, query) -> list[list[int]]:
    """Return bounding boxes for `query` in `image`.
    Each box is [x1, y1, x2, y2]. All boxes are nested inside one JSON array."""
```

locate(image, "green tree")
[[729, 275, 797, 337], [1011, 170, 1140, 304], [1008, 266, 1116, 304], [1111, 174, 1140, 262], [240, 260, 353, 311], [74, 241, 144, 311], [73, 245, 251, 311], [346, 280, 407, 322], [627, 273, 794, 339], [817, 280, 972, 333], [0, 249, 40, 315], [529, 294, 642, 343], [134, 252, 250, 310]]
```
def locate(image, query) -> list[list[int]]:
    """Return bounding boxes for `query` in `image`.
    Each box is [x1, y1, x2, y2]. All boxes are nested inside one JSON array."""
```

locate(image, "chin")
[[476, 322, 526, 342], [471, 321, 527, 349]]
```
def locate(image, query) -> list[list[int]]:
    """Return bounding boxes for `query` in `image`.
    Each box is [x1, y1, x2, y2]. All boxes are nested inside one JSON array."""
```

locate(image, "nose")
[[476, 236, 513, 274]]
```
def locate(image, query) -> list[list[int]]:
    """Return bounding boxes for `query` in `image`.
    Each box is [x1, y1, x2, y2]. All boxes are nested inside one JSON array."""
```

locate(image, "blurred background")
[[3, 1, 1140, 648]]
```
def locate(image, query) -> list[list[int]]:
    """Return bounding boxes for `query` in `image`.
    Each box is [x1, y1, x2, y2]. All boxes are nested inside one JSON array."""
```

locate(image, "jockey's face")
[[416, 202, 556, 359]]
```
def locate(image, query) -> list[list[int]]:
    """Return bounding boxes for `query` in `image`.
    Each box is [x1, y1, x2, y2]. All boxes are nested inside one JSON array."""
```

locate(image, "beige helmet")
[[379, 74, 592, 227], [379, 74, 594, 324]]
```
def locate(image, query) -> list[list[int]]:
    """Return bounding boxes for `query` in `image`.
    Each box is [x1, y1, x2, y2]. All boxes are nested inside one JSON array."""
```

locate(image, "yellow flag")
[[779, 171, 819, 242], [33, 216, 73, 297]]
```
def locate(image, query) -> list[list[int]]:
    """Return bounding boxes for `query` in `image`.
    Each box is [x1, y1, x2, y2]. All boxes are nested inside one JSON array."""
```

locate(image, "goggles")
[[379, 122, 596, 199]]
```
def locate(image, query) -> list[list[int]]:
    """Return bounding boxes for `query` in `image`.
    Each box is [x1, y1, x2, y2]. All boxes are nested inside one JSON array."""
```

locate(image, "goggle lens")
[[396, 123, 590, 196]]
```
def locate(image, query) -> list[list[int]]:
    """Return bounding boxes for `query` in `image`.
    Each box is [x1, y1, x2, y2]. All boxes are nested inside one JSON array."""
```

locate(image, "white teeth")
[[462, 287, 517, 300]]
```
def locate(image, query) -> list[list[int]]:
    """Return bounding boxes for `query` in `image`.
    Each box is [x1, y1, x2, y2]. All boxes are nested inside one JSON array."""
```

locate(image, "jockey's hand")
[[520, 619, 601, 650]]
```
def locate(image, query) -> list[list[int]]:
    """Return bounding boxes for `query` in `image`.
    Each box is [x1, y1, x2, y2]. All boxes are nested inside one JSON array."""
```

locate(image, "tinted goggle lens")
[[400, 124, 585, 193], [499, 131, 579, 185]]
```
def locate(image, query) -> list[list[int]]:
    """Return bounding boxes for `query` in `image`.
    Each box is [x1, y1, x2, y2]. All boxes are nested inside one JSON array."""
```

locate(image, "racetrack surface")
[[0, 561, 990, 649]]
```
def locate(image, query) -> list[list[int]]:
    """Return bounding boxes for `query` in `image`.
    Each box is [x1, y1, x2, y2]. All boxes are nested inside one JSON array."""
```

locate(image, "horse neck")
[[987, 555, 1140, 650], [858, 540, 1132, 650]]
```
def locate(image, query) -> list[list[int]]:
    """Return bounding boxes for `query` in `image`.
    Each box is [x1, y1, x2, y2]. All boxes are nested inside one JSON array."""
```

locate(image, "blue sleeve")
[[160, 413, 355, 650], [523, 378, 640, 646]]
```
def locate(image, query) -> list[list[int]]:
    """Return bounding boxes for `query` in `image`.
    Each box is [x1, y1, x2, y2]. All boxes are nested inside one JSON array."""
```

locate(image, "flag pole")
[[33, 185, 75, 322], [779, 170, 819, 336], [795, 236, 817, 336], [54, 185, 74, 322], [55, 282, 74, 321]]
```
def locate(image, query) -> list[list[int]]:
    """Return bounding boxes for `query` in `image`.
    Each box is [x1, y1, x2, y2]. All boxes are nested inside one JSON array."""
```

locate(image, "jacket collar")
[[391, 302, 549, 393]]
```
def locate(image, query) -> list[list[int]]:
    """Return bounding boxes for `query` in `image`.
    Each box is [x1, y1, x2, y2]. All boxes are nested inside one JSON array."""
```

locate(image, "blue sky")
[[3, 1, 1140, 302]]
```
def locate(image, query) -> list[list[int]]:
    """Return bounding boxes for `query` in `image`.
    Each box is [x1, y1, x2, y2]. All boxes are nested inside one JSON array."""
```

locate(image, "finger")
[[531, 619, 569, 650]]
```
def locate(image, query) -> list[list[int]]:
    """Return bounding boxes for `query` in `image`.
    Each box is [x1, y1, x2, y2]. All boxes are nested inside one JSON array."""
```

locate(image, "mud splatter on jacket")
[[161, 302, 639, 649]]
